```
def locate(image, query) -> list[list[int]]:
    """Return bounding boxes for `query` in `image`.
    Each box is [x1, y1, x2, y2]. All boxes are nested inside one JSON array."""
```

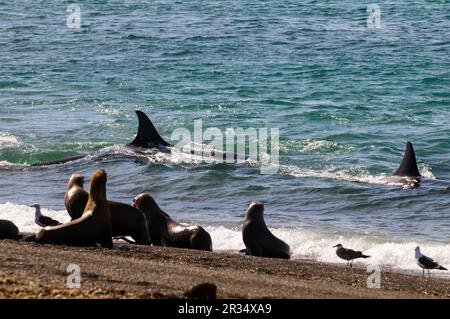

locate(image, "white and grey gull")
[[333, 244, 370, 267], [31, 204, 61, 227], [415, 246, 447, 277]]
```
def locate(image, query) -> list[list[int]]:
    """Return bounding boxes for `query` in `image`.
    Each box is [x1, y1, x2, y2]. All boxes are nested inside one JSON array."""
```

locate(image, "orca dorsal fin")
[[130, 111, 172, 148], [393, 142, 421, 177]]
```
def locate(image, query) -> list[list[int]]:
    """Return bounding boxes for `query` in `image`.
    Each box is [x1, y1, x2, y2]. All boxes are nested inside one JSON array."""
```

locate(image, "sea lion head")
[[89, 169, 107, 201], [245, 201, 264, 220], [68, 173, 85, 188], [133, 193, 159, 213]]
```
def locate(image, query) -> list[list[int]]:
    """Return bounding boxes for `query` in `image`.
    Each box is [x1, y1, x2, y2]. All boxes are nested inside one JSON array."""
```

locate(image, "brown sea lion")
[[242, 201, 291, 259], [64, 174, 88, 220], [107, 201, 151, 244], [64, 174, 150, 245], [133, 193, 212, 251], [0, 220, 20, 239], [36, 169, 113, 248]]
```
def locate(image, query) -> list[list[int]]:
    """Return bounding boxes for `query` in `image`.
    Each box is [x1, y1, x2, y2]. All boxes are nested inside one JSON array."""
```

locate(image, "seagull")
[[415, 246, 447, 277], [333, 244, 370, 267], [31, 204, 61, 227]]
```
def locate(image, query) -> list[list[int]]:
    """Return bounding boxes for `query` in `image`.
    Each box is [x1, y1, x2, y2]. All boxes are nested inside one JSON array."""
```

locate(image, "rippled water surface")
[[1, 0, 449, 272]]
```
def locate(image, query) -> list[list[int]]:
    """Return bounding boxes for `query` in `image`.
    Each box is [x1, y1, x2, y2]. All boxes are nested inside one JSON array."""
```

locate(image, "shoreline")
[[1, 240, 449, 299]]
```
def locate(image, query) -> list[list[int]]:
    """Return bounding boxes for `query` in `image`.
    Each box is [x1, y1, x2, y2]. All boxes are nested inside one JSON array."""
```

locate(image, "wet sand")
[[0, 240, 449, 299]]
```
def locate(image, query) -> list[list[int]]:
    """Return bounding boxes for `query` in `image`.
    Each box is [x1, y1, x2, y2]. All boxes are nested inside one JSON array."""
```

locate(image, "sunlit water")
[[1, 1, 449, 275]]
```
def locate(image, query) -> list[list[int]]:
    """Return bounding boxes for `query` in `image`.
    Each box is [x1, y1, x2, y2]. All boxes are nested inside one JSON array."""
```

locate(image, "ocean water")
[[1, 1, 450, 275]]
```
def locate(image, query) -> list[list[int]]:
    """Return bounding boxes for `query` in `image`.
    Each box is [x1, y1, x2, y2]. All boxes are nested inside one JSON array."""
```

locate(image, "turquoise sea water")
[[0, 1, 449, 271]]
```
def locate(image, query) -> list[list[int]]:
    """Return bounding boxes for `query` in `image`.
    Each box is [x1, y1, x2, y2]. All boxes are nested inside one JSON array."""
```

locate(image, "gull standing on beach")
[[333, 244, 370, 267], [415, 246, 447, 277], [31, 204, 61, 227]]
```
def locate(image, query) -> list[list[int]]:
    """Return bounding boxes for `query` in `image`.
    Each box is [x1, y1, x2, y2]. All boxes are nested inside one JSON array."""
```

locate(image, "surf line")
[[33, 111, 280, 174], [170, 118, 279, 174]]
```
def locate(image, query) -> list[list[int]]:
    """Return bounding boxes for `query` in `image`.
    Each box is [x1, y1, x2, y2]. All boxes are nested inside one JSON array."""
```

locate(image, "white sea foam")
[[0, 202, 70, 233], [0, 132, 20, 147], [104, 143, 435, 186], [205, 225, 450, 277], [1, 202, 448, 277], [33, 143, 436, 190], [279, 163, 435, 187], [0, 160, 17, 168]]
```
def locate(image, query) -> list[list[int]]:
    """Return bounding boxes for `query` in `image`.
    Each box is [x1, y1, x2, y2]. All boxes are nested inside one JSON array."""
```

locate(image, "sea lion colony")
[[6, 169, 290, 259]]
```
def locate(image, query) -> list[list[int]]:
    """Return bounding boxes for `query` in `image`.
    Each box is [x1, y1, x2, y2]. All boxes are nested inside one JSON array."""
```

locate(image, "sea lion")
[[0, 220, 20, 239], [36, 169, 113, 248], [64, 174, 89, 220], [242, 202, 291, 259], [107, 201, 151, 244], [64, 174, 150, 245], [133, 193, 212, 251]]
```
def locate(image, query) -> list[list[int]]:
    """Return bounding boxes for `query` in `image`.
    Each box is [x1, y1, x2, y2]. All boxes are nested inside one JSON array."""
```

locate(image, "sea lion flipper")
[[19, 233, 37, 242], [249, 246, 263, 257], [99, 236, 113, 248]]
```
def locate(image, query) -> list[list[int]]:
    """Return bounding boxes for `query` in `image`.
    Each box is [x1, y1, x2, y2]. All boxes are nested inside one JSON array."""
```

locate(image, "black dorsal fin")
[[129, 111, 172, 148], [393, 142, 421, 177]]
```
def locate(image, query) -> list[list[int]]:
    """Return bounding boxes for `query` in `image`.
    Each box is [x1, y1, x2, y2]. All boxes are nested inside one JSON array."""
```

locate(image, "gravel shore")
[[0, 240, 449, 299]]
